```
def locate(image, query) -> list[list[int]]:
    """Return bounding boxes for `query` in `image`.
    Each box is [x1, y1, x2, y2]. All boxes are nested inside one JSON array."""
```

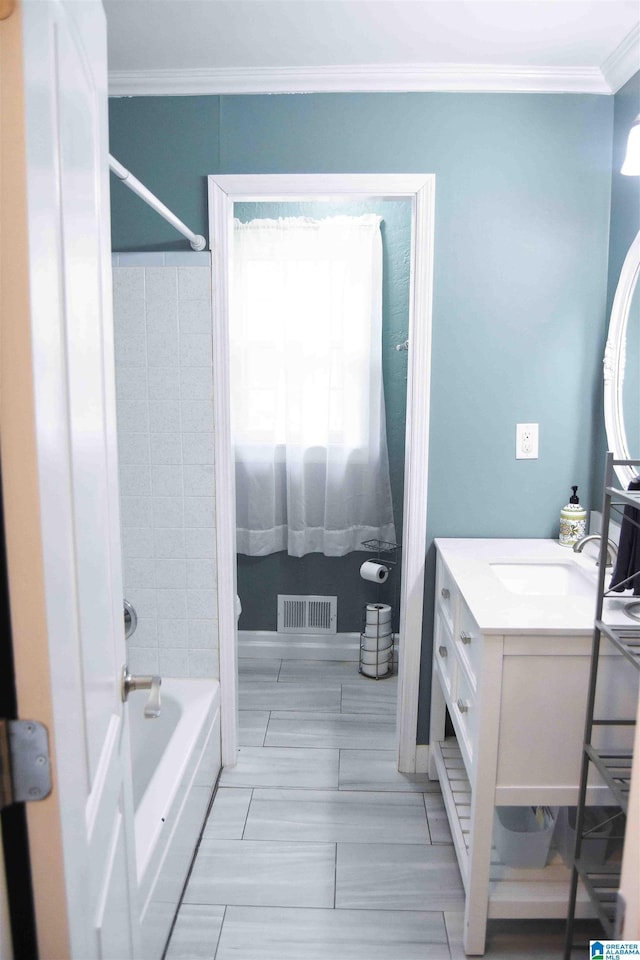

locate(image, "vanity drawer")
[[433, 615, 456, 699], [436, 558, 457, 632], [451, 667, 476, 769], [456, 600, 482, 689]]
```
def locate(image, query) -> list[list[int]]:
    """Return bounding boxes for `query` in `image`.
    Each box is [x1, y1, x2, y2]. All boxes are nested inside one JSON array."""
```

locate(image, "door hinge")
[[0, 719, 52, 811]]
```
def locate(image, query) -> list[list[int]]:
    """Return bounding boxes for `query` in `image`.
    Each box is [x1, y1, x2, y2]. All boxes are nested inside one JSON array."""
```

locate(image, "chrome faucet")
[[123, 598, 138, 640], [572, 534, 618, 568], [121, 666, 162, 719]]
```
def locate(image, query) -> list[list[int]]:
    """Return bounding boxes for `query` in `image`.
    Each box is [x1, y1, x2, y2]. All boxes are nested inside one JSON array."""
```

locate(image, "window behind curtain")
[[231, 215, 396, 557]]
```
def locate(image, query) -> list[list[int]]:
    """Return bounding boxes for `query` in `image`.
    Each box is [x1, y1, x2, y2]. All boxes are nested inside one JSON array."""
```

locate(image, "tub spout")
[[121, 666, 162, 719]]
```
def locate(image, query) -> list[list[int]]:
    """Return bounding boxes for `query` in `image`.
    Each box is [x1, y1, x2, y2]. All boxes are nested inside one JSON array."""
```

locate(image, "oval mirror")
[[604, 230, 640, 488]]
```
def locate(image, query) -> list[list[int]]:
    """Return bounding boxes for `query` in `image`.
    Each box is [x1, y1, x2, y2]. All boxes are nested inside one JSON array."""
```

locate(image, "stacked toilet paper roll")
[[360, 603, 393, 677], [361, 634, 392, 651], [364, 603, 392, 625], [361, 604, 392, 649], [360, 649, 392, 677]]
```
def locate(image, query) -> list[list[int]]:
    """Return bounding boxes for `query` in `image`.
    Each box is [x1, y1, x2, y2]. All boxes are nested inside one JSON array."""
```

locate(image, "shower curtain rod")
[[108, 155, 207, 252]]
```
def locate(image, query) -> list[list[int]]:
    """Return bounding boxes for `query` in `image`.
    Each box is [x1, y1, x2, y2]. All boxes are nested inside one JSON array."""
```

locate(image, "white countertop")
[[434, 538, 635, 635]]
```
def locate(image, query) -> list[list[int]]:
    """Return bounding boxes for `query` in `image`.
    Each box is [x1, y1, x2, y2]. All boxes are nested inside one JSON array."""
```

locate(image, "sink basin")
[[490, 561, 595, 597]]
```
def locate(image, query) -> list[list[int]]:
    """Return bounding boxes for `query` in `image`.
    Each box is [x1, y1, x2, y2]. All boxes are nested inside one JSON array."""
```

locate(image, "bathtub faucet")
[[121, 666, 162, 719]]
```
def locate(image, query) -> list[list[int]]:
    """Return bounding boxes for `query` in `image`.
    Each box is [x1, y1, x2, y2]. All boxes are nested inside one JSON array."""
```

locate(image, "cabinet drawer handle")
[[457, 698, 469, 714], [441, 588, 450, 600], [438, 645, 447, 658], [460, 631, 472, 645]]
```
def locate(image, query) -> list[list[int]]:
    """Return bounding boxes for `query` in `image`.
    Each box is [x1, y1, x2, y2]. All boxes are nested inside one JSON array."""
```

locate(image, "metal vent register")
[[277, 595, 337, 634]]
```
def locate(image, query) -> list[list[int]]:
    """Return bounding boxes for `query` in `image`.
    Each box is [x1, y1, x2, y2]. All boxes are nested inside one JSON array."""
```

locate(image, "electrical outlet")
[[516, 423, 539, 460]]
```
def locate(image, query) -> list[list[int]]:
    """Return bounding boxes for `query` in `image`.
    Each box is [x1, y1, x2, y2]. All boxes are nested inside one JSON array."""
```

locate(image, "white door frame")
[[209, 173, 435, 772]]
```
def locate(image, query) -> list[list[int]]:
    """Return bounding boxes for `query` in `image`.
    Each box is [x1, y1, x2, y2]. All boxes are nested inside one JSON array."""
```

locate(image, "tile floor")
[[165, 658, 600, 959]]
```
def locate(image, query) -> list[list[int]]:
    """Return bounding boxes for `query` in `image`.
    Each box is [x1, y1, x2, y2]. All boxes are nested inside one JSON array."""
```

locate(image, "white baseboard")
[[238, 630, 361, 661]]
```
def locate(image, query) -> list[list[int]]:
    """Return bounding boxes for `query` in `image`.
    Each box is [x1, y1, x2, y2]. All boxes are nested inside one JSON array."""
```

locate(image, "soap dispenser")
[[559, 486, 587, 547]]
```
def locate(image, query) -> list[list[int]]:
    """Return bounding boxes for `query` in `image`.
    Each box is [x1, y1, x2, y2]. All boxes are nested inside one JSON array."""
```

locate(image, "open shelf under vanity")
[[432, 737, 599, 924]]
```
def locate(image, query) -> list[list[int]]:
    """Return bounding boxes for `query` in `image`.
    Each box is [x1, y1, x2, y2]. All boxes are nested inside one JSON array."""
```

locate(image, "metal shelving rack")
[[563, 454, 640, 956]]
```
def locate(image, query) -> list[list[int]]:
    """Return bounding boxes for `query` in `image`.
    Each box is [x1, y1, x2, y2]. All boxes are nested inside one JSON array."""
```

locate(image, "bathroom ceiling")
[[104, 0, 640, 96]]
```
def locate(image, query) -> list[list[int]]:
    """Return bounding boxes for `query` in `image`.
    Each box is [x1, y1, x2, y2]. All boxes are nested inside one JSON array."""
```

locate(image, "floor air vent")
[[277, 595, 337, 634]]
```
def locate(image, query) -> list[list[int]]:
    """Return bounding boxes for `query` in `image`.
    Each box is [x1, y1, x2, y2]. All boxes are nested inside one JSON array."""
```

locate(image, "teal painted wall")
[[109, 96, 220, 250], [233, 199, 411, 633], [109, 91, 614, 740]]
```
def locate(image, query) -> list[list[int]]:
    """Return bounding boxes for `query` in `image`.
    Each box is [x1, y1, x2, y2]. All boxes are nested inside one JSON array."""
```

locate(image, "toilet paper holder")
[[360, 539, 399, 580], [360, 539, 399, 565], [358, 539, 400, 680]]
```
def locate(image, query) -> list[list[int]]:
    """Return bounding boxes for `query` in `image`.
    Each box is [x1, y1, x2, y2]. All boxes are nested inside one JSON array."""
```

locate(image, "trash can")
[[493, 806, 558, 869], [556, 807, 616, 867]]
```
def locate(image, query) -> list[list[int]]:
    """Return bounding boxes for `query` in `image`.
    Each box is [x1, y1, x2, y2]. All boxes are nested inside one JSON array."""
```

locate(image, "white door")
[[1, 1, 140, 956]]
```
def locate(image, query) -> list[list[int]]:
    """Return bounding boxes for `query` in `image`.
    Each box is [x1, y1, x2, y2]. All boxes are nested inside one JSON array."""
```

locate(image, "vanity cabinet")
[[429, 539, 639, 955]]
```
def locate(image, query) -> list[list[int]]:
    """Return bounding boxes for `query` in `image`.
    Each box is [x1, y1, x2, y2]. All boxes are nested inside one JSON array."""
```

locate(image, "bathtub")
[[128, 678, 221, 960]]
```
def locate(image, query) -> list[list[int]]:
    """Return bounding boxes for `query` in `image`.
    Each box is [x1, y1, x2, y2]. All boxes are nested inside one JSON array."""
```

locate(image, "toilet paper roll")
[[360, 633, 393, 652], [364, 603, 392, 625], [360, 560, 390, 583], [361, 659, 390, 678], [362, 622, 393, 639], [361, 647, 392, 666]]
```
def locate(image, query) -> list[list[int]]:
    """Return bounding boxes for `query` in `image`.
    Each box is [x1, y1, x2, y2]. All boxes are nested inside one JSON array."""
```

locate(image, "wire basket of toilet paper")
[[359, 540, 399, 679]]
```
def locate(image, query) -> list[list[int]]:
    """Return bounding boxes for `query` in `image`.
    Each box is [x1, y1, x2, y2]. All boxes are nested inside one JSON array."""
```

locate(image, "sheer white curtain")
[[230, 214, 396, 557]]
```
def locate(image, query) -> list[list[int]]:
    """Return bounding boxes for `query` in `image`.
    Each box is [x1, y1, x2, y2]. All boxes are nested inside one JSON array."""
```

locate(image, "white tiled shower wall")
[[113, 253, 219, 679]]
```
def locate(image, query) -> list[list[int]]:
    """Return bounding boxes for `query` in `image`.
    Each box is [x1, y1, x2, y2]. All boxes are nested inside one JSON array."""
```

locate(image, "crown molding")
[[601, 23, 640, 94], [108, 62, 612, 97]]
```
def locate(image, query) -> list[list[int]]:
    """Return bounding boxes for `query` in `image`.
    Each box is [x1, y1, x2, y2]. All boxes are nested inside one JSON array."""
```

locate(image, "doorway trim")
[[208, 173, 435, 772]]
